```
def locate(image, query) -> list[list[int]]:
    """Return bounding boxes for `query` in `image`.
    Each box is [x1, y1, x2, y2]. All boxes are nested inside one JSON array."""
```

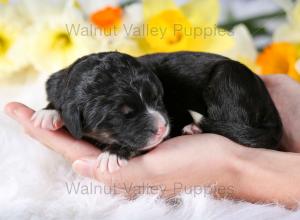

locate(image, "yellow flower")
[[137, 0, 233, 54], [256, 42, 300, 82], [144, 9, 193, 52]]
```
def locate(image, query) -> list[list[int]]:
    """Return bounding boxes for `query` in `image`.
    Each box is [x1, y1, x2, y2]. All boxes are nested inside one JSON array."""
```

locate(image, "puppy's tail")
[[200, 119, 282, 149]]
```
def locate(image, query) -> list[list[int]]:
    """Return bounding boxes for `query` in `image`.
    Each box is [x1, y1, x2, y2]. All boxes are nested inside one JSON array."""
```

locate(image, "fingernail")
[[72, 159, 95, 177], [13, 108, 21, 117]]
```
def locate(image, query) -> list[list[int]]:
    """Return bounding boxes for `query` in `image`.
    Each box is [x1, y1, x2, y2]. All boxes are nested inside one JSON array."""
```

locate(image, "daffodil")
[[76, 0, 119, 15], [28, 6, 106, 73], [273, 0, 300, 43], [0, 5, 29, 81], [227, 24, 259, 72], [256, 42, 300, 82], [82, 0, 143, 56], [136, 0, 234, 54], [90, 6, 123, 31], [266, 0, 300, 82]]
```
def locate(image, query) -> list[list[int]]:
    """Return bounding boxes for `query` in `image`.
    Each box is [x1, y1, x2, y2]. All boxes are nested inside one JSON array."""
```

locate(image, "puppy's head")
[[62, 52, 169, 153]]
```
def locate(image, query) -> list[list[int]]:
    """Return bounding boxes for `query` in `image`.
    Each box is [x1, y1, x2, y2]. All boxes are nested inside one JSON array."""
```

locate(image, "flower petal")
[[143, 0, 176, 21], [291, 0, 300, 25], [195, 29, 234, 53], [273, 23, 300, 43], [180, 0, 219, 27], [225, 24, 258, 71], [77, 0, 119, 15]]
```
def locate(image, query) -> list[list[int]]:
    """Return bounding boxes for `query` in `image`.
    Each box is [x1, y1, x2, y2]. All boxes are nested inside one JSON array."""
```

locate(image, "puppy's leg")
[[182, 123, 202, 135], [182, 110, 203, 135], [31, 103, 63, 130], [96, 145, 133, 173], [97, 151, 128, 173]]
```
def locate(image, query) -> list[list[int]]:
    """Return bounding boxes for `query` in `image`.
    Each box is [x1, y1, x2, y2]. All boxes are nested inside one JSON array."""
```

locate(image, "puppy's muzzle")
[[141, 109, 170, 150]]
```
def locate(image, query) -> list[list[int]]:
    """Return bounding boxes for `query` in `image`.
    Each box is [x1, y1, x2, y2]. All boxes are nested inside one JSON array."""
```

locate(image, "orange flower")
[[256, 42, 300, 82], [90, 6, 123, 30]]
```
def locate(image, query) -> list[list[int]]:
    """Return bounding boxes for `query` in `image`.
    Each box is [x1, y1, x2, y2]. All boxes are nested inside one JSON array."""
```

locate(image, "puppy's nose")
[[148, 109, 169, 137], [156, 124, 167, 136]]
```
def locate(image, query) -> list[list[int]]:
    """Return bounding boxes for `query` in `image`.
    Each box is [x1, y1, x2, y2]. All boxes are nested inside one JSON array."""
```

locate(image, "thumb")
[[72, 156, 98, 178]]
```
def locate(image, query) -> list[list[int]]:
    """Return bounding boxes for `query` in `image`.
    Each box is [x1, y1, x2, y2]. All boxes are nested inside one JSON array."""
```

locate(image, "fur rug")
[[0, 76, 300, 219]]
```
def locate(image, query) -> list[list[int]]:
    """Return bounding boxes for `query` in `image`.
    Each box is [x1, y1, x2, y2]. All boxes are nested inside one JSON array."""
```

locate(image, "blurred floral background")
[[0, 0, 299, 104]]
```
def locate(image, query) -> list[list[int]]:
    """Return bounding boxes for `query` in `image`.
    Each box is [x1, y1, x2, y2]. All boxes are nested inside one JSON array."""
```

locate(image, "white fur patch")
[[97, 152, 128, 173], [31, 109, 63, 130], [188, 110, 203, 124]]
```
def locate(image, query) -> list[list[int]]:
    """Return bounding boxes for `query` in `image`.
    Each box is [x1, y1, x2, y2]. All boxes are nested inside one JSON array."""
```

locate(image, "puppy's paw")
[[31, 109, 63, 130], [182, 123, 202, 135], [97, 152, 128, 173]]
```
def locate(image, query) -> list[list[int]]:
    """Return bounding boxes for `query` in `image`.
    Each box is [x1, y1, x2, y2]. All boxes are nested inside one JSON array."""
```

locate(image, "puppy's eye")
[[120, 105, 134, 115], [156, 97, 163, 106]]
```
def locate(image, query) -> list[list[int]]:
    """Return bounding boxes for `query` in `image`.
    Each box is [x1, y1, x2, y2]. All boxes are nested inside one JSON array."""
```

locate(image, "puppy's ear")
[[62, 104, 82, 139]]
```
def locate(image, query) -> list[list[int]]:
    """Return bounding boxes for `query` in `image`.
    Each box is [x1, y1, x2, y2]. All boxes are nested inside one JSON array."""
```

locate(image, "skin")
[[4, 74, 300, 208]]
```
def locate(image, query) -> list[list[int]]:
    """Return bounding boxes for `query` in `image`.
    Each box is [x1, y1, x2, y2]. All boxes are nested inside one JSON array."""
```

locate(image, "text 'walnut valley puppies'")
[[32, 51, 282, 173]]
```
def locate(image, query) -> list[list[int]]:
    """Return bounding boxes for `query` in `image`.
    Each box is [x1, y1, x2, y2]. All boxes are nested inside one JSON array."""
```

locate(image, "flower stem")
[[219, 10, 285, 34], [120, 0, 140, 9]]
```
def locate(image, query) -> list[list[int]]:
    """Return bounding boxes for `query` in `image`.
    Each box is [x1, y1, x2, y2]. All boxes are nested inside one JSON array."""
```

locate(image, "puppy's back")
[[139, 51, 283, 149]]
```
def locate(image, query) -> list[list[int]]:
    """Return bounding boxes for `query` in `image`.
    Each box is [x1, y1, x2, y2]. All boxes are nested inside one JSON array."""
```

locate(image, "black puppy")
[[32, 51, 282, 172]]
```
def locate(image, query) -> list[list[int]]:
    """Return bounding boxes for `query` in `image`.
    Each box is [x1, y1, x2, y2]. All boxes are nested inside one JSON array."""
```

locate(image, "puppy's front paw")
[[182, 123, 202, 135], [31, 109, 63, 130], [97, 152, 128, 173]]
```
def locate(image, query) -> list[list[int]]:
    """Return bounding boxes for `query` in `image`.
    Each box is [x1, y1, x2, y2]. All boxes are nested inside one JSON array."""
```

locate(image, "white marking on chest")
[[188, 110, 203, 124]]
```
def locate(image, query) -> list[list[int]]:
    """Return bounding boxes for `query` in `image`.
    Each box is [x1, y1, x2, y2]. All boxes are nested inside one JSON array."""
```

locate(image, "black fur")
[[45, 51, 282, 159]]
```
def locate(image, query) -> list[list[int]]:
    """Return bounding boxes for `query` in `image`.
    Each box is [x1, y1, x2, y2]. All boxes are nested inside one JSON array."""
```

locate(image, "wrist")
[[228, 147, 300, 208]]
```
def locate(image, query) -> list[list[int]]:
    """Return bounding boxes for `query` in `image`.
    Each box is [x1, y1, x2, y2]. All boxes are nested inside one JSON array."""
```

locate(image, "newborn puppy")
[[32, 51, 282, 172], [33, 52, 170, 172]]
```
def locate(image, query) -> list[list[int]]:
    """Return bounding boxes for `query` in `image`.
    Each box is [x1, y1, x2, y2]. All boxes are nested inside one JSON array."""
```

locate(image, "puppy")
[[32, 51, 282, 172]]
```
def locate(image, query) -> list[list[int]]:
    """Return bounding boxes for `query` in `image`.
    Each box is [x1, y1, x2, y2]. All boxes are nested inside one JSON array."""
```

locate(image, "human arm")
[[4, 100, 300, 208]]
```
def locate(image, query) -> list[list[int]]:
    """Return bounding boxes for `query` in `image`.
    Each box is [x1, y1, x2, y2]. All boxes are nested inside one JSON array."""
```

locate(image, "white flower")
[[28, 5, 107, 73], [17, 0, 67, 23], [273, 0, 300, 43], [76, 0, 119, 15], [225, 24, 259, 72], [76, 0, 144, 56], [0, 5, 29, 80], [108, 2, 144, 55]]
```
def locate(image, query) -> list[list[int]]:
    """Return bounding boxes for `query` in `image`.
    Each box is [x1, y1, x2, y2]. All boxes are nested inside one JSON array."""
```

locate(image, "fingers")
[[72, 155, 137, 197], [72, 156, 98, 178], [72, 153, 151, 189], [259, 74, 293, 87], [4, 102, 100, 163]]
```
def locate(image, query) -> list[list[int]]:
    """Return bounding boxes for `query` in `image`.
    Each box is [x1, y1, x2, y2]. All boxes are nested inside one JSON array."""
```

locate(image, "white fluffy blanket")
[[0, 76, 299, 219]]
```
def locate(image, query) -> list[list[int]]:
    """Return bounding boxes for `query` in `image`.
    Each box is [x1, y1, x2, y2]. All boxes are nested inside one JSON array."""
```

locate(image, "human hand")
[[260, 74, 300, 152], [4, 102, 239, 198]]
